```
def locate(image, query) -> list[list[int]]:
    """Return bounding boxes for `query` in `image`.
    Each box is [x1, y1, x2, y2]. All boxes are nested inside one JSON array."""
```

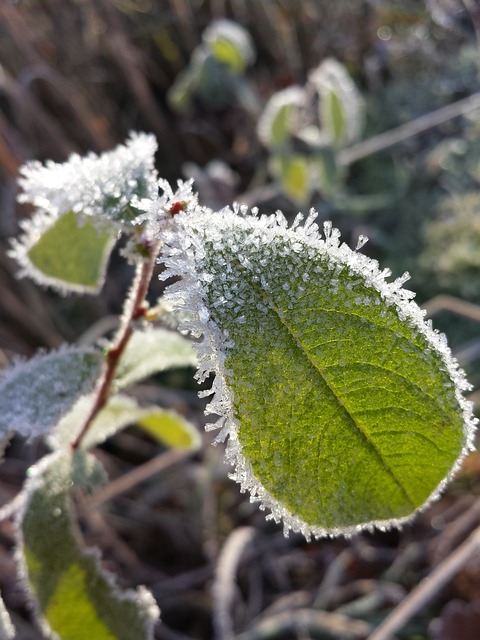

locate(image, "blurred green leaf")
[[136, 408, 200, 450], [311, 58, 364, 147], [0, 347, 102, 439], [273, 154, 311, 205], [323, 89, 346, 147], [210, 38, 245, 73], [26, 211, 116, 294], [203, 19, 255, 74], [17, 451, 159, 640]]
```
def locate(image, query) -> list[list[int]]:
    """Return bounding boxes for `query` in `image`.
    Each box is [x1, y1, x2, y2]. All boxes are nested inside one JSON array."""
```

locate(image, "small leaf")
[[22, 210, 116, 294], [323, 89, 346, 147], [0, 592, 15, 640], [310, 58, 364, 147], [0, 346, 102, 439], [161, 206, 476, 538], [272, 154, 311, 205], [203, 20, 255, 73], [52, 394, 200, 452], [16, 451, 159, 640], [114, 327, 197, 390], [136, 408, 201, 450], [258, 86, 306, 149]]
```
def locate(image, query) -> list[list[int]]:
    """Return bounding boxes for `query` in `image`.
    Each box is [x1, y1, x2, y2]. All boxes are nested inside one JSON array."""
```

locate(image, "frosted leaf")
[[17, 132, 157, 226], [16, 451, 159, 639], [0, 346, 102, 439], [160, 204, 477, 538]]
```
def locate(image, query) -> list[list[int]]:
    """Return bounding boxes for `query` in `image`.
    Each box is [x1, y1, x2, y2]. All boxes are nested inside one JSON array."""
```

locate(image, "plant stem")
[[338, 91, 480, 166], [71, 242, 161, 449]]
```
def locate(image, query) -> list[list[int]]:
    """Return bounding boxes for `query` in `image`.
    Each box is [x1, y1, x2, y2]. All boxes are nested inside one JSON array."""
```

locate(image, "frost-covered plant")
[[1, 134, 476, 639]]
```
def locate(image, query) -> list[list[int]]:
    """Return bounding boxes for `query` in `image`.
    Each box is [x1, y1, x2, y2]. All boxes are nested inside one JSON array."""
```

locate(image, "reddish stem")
[[71, 244, 160, 449]]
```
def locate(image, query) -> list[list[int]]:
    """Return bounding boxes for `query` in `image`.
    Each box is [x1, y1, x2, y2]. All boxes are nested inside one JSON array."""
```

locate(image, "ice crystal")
[[160, 203, 476, 538], [17, 132, 157, 226], [131, 178, 201, 243]]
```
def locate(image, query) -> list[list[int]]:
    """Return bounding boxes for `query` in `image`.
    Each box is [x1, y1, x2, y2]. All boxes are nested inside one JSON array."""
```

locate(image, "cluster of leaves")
[[3, 9, 480, 637], [257, 58, 364, 205], [1, 126, 476, 638]]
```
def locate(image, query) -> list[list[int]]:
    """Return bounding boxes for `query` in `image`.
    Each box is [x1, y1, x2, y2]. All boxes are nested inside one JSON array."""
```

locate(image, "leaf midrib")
[[232, 260, 417, 509]]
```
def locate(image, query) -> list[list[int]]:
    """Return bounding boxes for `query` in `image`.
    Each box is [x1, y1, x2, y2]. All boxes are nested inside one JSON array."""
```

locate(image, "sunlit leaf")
[[161, 206, 476, 537], [0, 346, 102, 439], [17, 451, 159, 640], [136, 408, 200, 450], [272, 154, 311, 205], [310, 58, 364, 147], [22, 211, 116, 294], [258, 86, 305, 149], [114, 327, 197, 390], [203, 20, 255, 73]]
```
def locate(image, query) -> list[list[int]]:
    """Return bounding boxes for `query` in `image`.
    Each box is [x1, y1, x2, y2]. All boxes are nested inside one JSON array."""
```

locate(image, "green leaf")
[[51, 394, 200, 452], [136, 408, 201, 450], [272, 154, 311, 205], [26, 211, 116, 294], [323, 90, 346, 147], [0, 592, 14, 640], [114, 327, 197, 390], [17, 451, 159, 640], [258, 87, 305, 149], [0, 346, 102, 439], [310, 58, 364, 147], [203, 20, 255, 74], [210, 38, 245, 73], [163, 207, 476, 537]]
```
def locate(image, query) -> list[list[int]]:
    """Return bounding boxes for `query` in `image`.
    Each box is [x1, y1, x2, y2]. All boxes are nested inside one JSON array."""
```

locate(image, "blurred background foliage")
[[3, 1, 480, 639]]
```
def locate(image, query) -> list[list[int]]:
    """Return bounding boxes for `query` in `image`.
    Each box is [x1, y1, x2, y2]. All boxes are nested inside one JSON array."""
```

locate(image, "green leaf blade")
[[163, 208, 475, 537], [17, 452, 159, 640]]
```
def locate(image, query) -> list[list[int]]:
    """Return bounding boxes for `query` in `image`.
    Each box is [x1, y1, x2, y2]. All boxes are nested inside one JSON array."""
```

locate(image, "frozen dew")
[[355, 234, 368, 250], [17, 132, 158, 226]]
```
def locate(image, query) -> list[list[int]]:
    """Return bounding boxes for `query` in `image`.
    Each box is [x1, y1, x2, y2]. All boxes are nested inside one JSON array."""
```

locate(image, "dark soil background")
[[2, 1, 480, 639]]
